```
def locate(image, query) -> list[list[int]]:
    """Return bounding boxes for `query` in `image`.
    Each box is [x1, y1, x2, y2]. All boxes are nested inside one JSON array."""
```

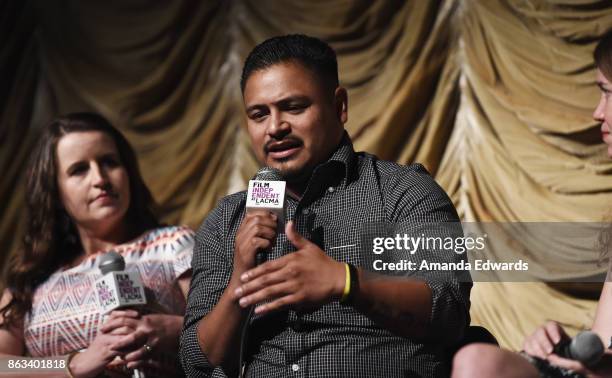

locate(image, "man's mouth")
[[266, 139, 303, 160]]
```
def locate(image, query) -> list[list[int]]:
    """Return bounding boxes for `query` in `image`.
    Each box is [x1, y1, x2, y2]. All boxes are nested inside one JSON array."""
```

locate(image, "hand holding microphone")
[[236, 167, 285, 377], [235, 221, 346, 315], [94, 252, 183, 377], [67, 309, 144, 378], [553, 330, 605, 366], [67, 253, 151, 378], [234, 211, 278, 273], [234, 167, 285, 275], [524, 321, 607, 374]]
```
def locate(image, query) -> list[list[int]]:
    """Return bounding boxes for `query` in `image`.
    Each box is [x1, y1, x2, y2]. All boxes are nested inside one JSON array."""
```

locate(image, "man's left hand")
[[234, 220, 346, 315]]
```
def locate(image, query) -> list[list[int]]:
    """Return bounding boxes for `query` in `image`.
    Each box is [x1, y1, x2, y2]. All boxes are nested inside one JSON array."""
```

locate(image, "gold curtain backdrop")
[[2, 0, 612, 350]]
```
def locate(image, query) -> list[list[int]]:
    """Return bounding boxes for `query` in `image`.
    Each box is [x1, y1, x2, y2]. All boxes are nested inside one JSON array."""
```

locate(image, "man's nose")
[[267, 112, 291, 139]]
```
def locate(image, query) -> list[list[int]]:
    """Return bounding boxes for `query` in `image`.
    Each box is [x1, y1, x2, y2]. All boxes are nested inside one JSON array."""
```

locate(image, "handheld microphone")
[[95, 252, 147, 378], [239, 167, 286, 378], [554, 331, 605, 367], [95, 252, 147, 314], [246, 167, 286, 265]]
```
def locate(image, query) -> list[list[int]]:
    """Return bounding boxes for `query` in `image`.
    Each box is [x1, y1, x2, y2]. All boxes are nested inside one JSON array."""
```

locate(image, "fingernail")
[[239, 298, 248, 306], [234, 287, 243, 297], [241, 273, 248, 282]]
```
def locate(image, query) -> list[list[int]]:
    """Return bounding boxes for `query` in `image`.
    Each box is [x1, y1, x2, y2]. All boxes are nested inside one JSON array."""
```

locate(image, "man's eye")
[[287, 104, 306, 113], [250, 111, 268, 121]]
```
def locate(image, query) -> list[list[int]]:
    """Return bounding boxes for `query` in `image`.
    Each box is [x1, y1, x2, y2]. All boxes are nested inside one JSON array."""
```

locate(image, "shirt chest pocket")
[[319, 225, 365, 267]]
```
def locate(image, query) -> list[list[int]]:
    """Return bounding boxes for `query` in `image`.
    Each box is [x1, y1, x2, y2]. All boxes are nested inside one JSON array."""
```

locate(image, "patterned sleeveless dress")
[[23, 226, 194, 377]]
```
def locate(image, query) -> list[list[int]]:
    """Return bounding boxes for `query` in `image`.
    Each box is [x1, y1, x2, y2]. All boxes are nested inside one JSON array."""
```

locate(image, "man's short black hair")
[[240, 34, 339, 93]]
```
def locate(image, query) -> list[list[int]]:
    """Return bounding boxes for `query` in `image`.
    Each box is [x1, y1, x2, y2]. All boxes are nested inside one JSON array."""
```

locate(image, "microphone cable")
[[238, 253, 266, 378]]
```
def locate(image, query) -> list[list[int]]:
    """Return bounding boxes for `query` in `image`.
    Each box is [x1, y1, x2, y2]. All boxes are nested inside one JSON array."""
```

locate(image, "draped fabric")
[[2, 0, 612, 350]]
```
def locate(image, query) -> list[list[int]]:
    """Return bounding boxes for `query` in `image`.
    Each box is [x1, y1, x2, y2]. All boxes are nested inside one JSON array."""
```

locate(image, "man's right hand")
[[233, 210, 278, 276]]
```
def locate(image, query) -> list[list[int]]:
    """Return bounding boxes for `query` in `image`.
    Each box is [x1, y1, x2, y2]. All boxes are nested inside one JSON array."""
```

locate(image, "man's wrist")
[[340, 263, 359, 306], [227, 274, 244, 301], [332, 262, 347, 301]]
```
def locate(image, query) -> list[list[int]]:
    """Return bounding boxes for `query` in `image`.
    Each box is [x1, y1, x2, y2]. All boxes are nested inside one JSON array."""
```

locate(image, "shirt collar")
[[310, 131, 357, 190]]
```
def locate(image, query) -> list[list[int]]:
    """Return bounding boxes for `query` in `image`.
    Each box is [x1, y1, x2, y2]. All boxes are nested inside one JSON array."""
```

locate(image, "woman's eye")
[[101, 157, 120, 167], [69, 165, 87, 176]]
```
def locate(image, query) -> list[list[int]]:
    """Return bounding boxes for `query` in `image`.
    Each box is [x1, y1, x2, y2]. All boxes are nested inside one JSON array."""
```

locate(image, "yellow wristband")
[[340, 263, 351, 302]]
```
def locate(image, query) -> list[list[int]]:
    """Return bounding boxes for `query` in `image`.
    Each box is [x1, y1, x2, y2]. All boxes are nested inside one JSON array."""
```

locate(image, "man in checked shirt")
[[180, 34, 471, 377]]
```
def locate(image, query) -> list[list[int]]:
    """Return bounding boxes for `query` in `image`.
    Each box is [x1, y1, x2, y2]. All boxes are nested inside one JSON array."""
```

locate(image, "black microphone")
[[554, 331, 605, 367], [239, 167, 286, 378], [246, 167, 286, 265]]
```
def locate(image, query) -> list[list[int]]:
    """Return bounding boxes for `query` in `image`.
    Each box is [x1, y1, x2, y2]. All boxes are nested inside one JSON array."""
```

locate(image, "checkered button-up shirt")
[[181, 134, 471, 377]]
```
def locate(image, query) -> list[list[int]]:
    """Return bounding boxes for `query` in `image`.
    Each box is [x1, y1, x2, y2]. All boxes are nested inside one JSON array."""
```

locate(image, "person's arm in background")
[[521, 269, 612, 377], [592, 277, 612, 343], [522, 320, 612, 378], [0, 290, 25, 356]]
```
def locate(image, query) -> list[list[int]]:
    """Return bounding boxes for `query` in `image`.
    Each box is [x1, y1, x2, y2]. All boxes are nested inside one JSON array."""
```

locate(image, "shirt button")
[[291, 364, 300, 372], [328, 187, 335, 193], [302, 208, 310, 215]]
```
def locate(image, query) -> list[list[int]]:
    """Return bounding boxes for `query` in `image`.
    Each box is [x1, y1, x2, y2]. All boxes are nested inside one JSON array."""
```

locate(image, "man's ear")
[[334, 87, 348, 124]]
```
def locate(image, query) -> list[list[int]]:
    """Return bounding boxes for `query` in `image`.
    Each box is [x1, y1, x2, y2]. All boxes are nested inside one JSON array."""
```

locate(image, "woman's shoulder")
[[140, 225, 195, 242], [136, 226, 194, 246], [118, 225, 195, 255]]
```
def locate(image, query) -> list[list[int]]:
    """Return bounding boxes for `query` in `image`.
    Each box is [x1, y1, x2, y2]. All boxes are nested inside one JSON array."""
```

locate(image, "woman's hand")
[[524, 321, 612, 377], [69, 310, 143, 378], [98, 309, 184, 370], [523, 320, 569, 359]]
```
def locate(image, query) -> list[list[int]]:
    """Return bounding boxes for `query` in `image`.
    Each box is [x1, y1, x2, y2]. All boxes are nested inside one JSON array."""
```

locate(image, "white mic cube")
[[246, 179, 286, 224], [94, 271, 147, 314]]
